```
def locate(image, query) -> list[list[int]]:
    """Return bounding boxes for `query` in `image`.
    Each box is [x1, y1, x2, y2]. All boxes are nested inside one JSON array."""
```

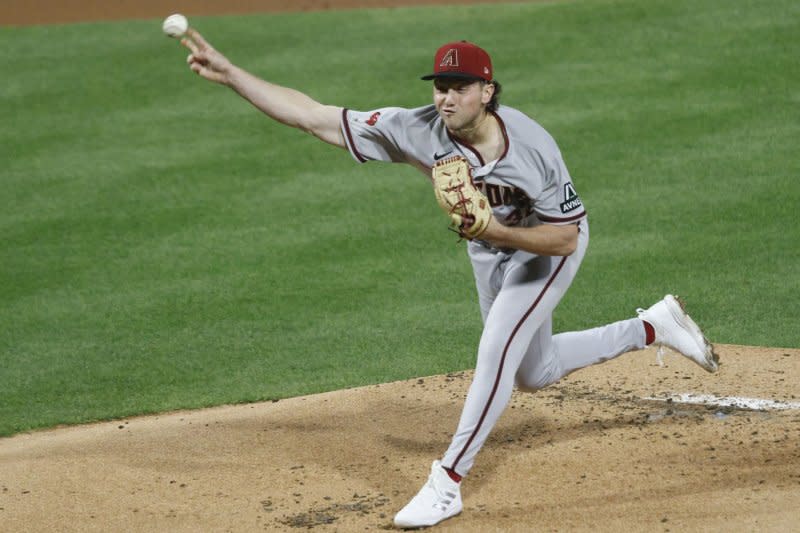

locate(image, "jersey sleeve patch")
[[340, 108, 408, 164], [533, 179, 587, 224], [559, 182, 583, 213]]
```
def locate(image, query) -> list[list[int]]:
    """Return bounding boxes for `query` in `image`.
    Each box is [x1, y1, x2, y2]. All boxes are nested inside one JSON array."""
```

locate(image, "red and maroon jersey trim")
[[446, 111, 509, 167], [537, 210, 587, 223], [341, 108, 367, 163], [492, 111, 510, 161], [448, 254, 569, 474], [446, 129, 483, 165]]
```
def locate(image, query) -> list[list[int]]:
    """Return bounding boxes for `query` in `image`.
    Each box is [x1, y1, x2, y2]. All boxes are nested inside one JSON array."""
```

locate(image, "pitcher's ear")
[[482, 82, 495, 104]]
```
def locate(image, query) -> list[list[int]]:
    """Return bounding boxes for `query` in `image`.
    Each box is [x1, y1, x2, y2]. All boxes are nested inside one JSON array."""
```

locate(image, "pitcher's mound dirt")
[[2, 344, 799, 531]]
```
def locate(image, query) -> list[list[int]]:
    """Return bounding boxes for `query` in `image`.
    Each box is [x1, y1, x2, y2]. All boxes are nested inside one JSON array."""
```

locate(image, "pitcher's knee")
[[515, 379, 541, 394], [514, 363, 564, 393], [515, 373, 553, 393]]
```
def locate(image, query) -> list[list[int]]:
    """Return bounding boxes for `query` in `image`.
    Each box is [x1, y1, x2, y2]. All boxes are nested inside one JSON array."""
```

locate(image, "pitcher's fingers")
[[186, 28, 211, 50], [181, 35, 199, 54], [193, 65, 225, 84]]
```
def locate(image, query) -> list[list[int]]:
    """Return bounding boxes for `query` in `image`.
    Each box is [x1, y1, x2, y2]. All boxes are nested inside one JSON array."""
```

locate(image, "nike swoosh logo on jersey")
[[433, 150, 453, 160]]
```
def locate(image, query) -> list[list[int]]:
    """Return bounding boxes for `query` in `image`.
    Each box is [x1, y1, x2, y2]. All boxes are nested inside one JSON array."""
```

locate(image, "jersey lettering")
[[481, 183, 529, 209], [366, 112, 381, 126]]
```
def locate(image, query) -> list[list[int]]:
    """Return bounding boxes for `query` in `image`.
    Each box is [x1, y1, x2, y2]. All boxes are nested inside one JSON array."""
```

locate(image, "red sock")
[[443, 466, 462, 483], [642, 320, 656, 345]]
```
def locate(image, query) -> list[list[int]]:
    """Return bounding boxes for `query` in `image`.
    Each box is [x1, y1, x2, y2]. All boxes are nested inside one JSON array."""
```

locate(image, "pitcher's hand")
[[181, 28, 233, 85]]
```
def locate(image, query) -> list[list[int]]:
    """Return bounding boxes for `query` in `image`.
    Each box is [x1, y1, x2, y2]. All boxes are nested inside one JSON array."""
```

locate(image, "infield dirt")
[[2, 1, 799, 532], [3, 344, 799, 531]]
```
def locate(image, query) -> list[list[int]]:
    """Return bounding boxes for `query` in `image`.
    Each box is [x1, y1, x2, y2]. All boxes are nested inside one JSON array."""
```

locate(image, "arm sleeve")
[[340, 107, 410, 164]]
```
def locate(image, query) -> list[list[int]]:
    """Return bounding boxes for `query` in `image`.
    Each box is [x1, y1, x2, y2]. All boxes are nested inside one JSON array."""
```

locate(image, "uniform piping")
[[341, 108, 367, 163], [449, 254, 569, 473]]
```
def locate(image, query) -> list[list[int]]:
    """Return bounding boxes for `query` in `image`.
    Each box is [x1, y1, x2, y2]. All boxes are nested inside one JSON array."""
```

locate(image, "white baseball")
[[162, 14, 188, 38]]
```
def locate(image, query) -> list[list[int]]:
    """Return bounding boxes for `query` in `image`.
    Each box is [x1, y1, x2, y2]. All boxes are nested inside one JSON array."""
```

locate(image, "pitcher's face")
[[433, 78, 493, 133]]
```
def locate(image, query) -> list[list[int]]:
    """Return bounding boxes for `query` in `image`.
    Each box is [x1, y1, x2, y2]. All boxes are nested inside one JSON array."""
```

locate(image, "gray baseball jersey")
[[340, 104, 645, 476], [342, 105, 586, 230]]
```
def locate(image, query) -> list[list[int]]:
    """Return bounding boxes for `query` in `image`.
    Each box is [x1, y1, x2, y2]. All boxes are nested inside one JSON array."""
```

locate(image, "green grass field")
[[1, 0, 798, 436]]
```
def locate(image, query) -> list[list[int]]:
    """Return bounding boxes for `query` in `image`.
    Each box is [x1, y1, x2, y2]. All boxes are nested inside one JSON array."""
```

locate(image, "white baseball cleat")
[[637, 294, 719, 373], [394, 460, 462, 529]]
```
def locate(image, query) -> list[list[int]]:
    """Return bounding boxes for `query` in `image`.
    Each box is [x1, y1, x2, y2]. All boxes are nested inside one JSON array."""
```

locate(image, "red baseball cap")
[[421, 41, 493, 82]]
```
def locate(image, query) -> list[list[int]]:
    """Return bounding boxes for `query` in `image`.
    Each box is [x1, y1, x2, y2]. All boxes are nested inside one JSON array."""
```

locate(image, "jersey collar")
[[446, 110, 509, 167]]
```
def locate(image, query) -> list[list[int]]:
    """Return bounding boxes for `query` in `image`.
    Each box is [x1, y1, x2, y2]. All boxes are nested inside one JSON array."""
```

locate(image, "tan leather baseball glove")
[[432, 155, 492, 240]]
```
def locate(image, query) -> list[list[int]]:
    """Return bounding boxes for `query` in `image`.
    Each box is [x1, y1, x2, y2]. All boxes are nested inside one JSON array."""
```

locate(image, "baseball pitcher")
[[180, 30, 719, 529]]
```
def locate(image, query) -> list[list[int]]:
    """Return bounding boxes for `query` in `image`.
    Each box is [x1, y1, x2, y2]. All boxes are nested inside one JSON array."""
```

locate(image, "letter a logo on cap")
[[439, 48, 459, 67], [422, 41, 493, 81]]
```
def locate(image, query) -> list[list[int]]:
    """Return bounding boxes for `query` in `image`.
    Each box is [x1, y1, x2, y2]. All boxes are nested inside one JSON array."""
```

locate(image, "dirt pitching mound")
[[2, 344, 799, 531]]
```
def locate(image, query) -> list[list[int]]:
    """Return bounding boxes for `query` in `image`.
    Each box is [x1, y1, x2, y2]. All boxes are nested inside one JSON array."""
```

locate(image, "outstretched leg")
[[515, 294, 719, 393], [515, 316, 647, 392]]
